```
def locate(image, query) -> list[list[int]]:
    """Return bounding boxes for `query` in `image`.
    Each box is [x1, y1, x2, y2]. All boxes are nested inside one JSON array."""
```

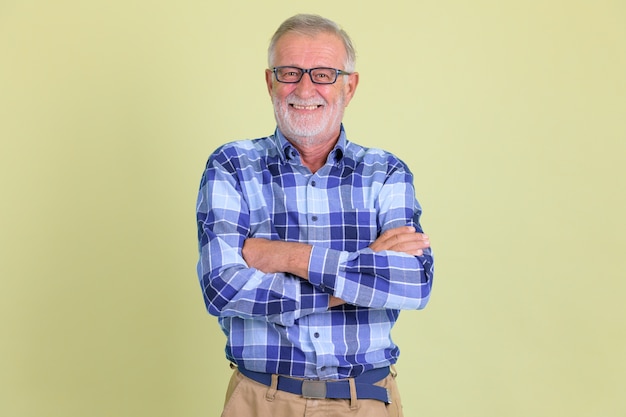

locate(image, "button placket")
[[307, 176, 321, 225]]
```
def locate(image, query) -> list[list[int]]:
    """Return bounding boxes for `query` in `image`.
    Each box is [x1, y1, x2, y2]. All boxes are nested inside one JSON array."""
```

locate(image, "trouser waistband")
[[237, 366, 391, 404]]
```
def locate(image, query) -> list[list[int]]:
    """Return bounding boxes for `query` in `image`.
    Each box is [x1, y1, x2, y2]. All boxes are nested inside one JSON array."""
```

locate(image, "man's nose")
[[293, 72, 317, 96]]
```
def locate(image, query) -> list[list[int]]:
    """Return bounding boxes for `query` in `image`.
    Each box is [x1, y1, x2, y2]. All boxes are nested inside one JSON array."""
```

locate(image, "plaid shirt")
[[196, 126, 434, 380]]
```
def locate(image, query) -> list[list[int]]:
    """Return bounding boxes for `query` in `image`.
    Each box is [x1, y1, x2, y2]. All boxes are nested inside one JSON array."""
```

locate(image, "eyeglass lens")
[[275, 67, 339, 84]]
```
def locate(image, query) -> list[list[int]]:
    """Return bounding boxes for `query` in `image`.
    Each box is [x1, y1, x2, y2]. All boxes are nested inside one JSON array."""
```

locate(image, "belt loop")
[[390, 365, 398, 379], [265, 374, 278, 402], [348, 378, 359, 410]]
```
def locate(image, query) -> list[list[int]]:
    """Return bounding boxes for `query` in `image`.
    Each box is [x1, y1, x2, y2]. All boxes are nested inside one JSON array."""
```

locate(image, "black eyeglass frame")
[[272, 66, 353, 85]]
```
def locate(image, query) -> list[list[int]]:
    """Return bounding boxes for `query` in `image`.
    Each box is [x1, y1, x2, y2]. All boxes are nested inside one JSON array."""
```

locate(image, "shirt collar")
[[273, 125, 347, 165]]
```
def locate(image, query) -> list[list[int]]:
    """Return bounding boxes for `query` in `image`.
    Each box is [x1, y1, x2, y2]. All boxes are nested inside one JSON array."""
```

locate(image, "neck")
[[290, 135, 338, 173]]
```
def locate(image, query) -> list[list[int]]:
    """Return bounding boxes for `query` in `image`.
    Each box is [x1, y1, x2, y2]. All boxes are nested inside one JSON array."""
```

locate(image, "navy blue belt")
[[237, 366, 391, 404]]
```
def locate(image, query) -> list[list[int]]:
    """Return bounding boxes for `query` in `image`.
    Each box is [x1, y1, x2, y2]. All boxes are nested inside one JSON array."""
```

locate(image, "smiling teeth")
[[292, 104, 319, 110]]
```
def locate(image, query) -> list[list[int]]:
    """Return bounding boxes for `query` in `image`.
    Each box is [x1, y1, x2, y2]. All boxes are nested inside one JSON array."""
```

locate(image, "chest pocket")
[[328, 209, 379, 252]]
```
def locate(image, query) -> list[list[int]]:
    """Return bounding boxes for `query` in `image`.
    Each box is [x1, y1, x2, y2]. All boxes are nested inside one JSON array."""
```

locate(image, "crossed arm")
[[198, 149, 434, 319], [242, 226, 431, 307]]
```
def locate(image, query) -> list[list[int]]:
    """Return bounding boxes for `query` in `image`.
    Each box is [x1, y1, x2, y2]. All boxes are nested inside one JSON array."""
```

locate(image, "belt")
[[237, 366, 391, 404]]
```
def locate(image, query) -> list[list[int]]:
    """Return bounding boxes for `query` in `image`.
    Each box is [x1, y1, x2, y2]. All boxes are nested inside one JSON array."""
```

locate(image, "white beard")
[[272, 92, 346, 148]]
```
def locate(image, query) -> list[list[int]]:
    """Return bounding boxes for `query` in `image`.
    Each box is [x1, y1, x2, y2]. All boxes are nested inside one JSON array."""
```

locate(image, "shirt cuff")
[[308, 246, 344, 294]]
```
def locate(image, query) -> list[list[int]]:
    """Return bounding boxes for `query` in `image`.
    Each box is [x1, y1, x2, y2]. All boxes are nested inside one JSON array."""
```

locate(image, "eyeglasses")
[[272, 66, 352, 85]]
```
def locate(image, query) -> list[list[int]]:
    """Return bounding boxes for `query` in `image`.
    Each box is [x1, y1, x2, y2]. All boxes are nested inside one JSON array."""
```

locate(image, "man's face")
[[265, 32, 358, 148]]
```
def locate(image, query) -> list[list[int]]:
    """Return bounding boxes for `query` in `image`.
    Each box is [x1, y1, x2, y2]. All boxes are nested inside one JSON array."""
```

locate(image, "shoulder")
[[344, 141, 412, 175], [210, 136, 271, 158], [206, 136, 277, 168]]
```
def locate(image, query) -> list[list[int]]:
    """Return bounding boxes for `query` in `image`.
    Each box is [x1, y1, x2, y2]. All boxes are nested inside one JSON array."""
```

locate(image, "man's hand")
[[369, 226, 430, 256]]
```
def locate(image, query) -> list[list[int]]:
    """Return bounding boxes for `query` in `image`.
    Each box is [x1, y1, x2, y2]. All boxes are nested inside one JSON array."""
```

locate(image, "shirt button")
[[311, 181, 316, 187], [312, 216, 318, 221], [314, 332, 320, 338]]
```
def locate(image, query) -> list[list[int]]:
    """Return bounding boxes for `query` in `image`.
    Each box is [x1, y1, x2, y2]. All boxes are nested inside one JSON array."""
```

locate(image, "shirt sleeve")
[[196, 151, 332, 327], [307, 168, 434, 310]]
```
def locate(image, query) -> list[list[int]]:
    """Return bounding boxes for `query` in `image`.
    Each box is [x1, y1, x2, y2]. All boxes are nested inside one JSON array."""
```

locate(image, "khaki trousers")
[[220, 367, 404, 417]]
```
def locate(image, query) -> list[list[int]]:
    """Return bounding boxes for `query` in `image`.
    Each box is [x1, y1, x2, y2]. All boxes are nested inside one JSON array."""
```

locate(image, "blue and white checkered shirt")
[[196, 126, 434, 380]]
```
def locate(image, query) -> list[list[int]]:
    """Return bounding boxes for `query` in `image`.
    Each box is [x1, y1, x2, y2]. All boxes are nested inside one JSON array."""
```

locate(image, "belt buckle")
[[301, 380, 327, 399]]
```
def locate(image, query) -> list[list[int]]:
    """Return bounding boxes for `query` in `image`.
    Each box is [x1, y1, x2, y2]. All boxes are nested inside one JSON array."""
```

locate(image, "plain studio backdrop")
[[1, 1, 624, 416]]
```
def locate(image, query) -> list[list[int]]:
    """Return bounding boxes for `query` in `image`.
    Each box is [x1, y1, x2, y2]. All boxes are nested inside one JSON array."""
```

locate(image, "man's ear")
[[265, 69, 274, 98], [343, 72, 359, 106]]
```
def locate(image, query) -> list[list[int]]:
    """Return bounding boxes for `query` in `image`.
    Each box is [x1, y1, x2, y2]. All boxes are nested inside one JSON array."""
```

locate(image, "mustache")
[[286, 95, 327, 107]]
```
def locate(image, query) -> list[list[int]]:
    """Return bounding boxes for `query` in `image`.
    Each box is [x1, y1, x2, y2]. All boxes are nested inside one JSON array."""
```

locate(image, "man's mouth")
[[290, 104, 322, 110]]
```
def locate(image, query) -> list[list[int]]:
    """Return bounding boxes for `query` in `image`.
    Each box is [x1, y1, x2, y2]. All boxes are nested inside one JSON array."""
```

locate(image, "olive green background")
[[1, 1, 624, 416]]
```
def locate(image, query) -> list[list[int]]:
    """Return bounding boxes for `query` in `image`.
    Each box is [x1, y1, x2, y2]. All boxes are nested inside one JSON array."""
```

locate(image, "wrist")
[[285, 242, 312, 279]]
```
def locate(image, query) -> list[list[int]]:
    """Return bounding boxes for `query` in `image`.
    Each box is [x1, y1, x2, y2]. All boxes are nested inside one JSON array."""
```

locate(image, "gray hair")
[[268, 14, 357, 72]]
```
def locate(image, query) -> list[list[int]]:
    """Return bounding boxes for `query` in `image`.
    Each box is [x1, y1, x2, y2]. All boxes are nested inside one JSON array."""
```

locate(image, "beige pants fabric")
[[220, 367, 405, 417]]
